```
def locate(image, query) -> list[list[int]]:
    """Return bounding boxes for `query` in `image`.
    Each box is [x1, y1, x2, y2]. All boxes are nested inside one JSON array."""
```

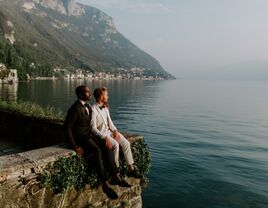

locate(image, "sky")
[[77, 0, 268, 78]]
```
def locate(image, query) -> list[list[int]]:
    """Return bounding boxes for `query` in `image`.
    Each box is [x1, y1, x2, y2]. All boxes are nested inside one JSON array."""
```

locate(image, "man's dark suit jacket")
[[64, 100, 119, 178], [64, 100, 94, 150]]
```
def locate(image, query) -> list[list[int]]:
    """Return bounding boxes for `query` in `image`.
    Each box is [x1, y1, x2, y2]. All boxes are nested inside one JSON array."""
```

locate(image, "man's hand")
[[75, 146, 84, 156], [105, 137, 113, 149], [112, 130, 120, 141]]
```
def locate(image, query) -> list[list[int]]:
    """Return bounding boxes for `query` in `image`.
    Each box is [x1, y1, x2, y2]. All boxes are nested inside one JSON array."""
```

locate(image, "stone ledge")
[[0, 135, 143, 184], [0, 140, 145, 208], [0, 145, 74, 184]]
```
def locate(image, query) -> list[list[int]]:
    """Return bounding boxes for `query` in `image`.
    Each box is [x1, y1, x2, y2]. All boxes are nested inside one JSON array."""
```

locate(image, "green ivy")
[[0, 69, 9, 79], [39, 155, 99, 194], [120, 139, 151, 177], [39, 139, 151, 194]]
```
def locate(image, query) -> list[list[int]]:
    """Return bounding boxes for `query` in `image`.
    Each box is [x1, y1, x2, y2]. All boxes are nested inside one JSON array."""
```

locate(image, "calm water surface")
[[1, 79, 268, 208]]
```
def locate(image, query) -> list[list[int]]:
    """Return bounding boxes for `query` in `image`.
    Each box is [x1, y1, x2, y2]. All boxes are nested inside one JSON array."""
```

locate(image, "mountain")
[[0, 0, 174, 79]]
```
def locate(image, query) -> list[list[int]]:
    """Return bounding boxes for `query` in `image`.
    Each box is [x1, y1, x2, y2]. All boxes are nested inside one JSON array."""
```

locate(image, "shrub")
[[0, 100, 64, 121], [39, 138, 151, 194]]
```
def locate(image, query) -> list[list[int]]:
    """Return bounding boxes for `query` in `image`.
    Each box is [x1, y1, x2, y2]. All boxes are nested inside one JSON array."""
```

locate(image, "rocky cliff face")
[[22, 0, 85, 16], [0, 0, 173, 78]]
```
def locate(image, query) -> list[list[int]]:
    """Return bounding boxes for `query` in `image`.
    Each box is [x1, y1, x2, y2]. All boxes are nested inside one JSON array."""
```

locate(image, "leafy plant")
[[39, 155, 99, 194], [39, 138, 151, 194], [120, 138, 151, 177], [0, 100, 64, 120], [0, 69, 9, 79]]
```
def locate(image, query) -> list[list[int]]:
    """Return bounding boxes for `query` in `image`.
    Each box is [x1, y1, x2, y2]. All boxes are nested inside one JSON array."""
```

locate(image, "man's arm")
[[106, 108, 117, 132], [64, 107, 78, 150], [90, 107, 106, 139], [106, 108, 122, 141]]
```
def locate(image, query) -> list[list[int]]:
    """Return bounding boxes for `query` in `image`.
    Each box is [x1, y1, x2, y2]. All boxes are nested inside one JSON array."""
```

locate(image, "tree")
[[5, 44, 13, 67], [0, 69, 9, 80]]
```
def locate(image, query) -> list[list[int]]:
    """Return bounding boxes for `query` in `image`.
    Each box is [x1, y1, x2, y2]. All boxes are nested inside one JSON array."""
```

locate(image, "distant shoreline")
[[29, 76, 166, 81]]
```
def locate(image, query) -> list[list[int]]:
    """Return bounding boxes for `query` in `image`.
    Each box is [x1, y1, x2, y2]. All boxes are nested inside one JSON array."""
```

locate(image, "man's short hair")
[[94, 87, 107, 101], [76, 85, 87, 99]]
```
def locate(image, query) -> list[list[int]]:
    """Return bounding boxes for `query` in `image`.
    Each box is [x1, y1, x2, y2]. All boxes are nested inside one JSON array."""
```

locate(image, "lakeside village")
[[0, 63, 166, 84]]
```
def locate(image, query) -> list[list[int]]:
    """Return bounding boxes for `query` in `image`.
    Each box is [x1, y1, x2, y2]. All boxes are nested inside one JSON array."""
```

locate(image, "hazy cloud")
[[76, 0, 268, 78]]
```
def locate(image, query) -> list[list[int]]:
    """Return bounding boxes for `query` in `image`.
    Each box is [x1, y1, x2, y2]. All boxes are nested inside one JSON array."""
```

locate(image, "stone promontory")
[[0, 107, 150, 208]]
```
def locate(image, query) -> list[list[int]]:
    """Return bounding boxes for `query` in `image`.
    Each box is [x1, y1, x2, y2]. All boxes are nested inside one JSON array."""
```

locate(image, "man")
[[64, 85, 130, 200], [90, 87, 142, 178]]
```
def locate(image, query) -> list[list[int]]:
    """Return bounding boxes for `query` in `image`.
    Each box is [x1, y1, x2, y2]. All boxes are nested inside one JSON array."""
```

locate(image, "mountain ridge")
[[0, 0, 174, 79]]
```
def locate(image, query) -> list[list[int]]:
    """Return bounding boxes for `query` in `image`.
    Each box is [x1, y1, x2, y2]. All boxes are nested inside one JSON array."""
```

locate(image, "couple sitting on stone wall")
[[64, 85, 142, 199]]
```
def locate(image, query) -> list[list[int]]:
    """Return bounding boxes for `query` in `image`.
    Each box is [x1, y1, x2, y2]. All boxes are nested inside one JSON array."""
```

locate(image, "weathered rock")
[[0, 141, 145, 208]]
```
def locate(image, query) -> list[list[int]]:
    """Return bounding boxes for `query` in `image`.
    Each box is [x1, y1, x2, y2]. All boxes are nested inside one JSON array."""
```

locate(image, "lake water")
[[1, 79, 268, 208]]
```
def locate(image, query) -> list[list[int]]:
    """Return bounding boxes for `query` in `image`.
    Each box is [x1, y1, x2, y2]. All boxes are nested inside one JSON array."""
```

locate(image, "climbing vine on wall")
[[39, 138, 151, 194]]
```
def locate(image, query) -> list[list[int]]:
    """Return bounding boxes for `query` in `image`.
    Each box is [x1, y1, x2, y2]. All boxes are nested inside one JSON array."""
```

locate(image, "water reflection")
[[1, 80, 268, 207], [0, 83, 18, 101], [0, 79, 163, 116]]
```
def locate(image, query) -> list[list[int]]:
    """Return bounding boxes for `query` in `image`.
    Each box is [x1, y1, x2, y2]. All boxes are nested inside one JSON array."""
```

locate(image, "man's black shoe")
[[102, 185, 118, 200], [110, 177, 131, 187], [127, 170, 143, 179], [118, 179, 131, 187]]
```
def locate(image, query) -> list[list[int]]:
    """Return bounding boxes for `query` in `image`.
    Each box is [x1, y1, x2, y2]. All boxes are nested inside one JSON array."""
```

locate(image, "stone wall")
[[0, 110, 149, 208], [0, 145, 144, 208], [0, 109, 65, 149]]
